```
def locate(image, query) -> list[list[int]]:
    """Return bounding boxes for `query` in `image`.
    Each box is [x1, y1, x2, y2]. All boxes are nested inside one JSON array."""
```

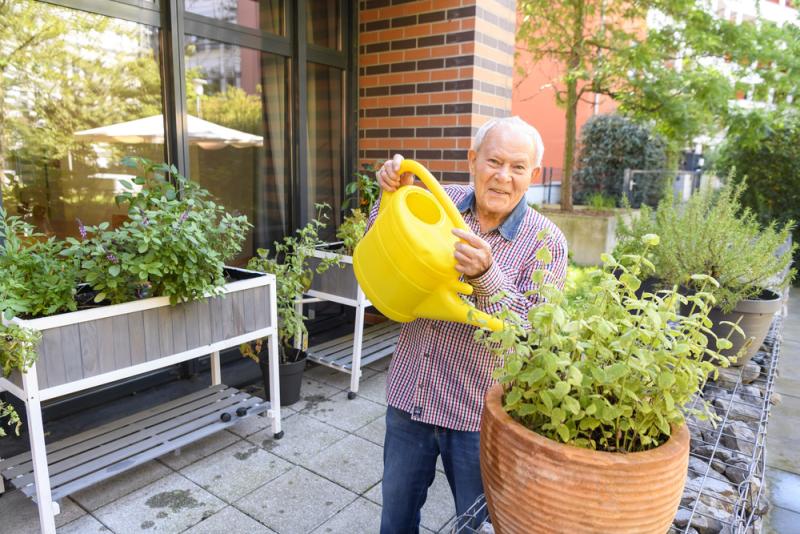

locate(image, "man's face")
[[468, 124, 540, 222]]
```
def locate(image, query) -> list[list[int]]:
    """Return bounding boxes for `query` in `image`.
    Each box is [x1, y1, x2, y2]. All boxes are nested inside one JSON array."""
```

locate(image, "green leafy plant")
[[0, 323, 41, 437], [61, 158, 251, 305], [336, 209, 367, 256], [615, 180, 796, 312], [0, 209, 78, 320], [585, 192, 618, 211], [345, 162, 381, 215], [244, 206, 337, 363], [477, 233, 733, 453]]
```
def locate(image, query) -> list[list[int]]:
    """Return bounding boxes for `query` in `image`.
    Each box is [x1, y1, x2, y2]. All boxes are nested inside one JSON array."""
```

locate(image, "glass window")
[[185, 0, 284, 35], [307, 0, 340, 49], [184, 36, 290, 261], [0, 1, 164, 238], [306, 62, 343, 239]]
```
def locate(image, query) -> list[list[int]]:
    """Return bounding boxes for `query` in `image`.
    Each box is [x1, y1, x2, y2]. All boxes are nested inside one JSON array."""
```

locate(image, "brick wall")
[[358, 0, 517, 183]]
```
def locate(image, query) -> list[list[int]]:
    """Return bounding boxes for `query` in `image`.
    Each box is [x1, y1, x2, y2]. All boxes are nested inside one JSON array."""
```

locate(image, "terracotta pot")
[[480, 384, 690, 534]]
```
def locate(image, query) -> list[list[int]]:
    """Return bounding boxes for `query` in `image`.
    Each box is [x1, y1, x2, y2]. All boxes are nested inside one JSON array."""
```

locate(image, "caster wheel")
[[273, 431, 285, 440], [347, 391, 357, 400], [220, 412, 232, 422], [236, 407, 248, 417]]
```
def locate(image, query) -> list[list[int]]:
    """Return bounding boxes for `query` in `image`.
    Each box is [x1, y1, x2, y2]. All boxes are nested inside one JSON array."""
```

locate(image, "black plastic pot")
[[707, 289, 782, 367], [259, 348, 307, 406]]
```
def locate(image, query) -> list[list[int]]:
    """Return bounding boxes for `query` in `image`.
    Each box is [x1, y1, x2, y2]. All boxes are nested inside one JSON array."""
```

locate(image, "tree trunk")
[[561, 78, 577, 212]]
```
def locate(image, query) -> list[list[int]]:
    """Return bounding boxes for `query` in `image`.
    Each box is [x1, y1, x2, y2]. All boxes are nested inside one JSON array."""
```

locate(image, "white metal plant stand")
[[306, 248, 400, 399], [0, 270, 281, 534]]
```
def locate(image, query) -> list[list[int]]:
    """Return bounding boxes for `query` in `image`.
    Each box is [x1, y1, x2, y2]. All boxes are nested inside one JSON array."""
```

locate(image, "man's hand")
[[452, 229, 493, 278], [377, 154, 414, 192]]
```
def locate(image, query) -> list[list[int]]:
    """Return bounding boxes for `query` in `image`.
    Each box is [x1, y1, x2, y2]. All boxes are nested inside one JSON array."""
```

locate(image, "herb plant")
[[62, 158, 251, 305], [615, 180, 796, 312], [345, 162, 381, 215], [336, 209, 367, 255], [0, 323, 40, 436], [478, 233, 734, 453], [244, 207, 337, 363], [0, 209, 77, 320]]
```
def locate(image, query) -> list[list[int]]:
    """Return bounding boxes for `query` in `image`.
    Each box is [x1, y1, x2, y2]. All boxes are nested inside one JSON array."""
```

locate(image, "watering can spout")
[[413, 286, 504, 332]]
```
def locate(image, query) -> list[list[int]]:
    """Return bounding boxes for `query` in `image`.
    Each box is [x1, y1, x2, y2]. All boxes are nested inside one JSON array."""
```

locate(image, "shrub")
[[0, 323, 40, 436], [574, 114, 667, 208], [477, 233, 729, 452], [336, 209, 367, 255], [615, 180, 796, 312]]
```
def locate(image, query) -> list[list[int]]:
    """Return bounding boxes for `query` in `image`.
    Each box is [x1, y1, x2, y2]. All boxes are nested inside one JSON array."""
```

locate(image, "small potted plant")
[[477, 233, 732, 533], [0, 323, 40, 438], [243, 210, 337, 405], [615, 180, 796, 365], [308, 164, 379, 301]]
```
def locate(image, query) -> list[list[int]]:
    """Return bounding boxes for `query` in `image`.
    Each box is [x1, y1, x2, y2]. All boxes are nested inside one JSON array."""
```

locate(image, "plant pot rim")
[[483, 383, 689, 463], [727, 288, 782, 315]]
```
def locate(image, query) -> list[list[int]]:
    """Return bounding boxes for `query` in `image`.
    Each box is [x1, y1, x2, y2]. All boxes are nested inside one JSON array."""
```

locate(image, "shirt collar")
[[456, 188, 529, 241]]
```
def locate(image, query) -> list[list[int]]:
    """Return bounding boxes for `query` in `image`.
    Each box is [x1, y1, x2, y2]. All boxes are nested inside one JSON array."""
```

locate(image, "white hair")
[[471, 116, 544, 168]]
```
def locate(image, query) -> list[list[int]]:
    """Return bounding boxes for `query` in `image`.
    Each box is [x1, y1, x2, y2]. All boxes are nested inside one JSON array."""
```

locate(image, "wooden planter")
[[480, 384, 690, 534], [308, 246, 359, 303], [5, 267, 274, 395]]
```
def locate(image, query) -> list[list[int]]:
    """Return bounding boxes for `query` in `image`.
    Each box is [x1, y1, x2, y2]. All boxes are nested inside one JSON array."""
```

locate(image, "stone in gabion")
[[720, 421, 756, 457], [740, 362, 762, 384], [713, 391, 762, 424], [723, 461, 750, 485]]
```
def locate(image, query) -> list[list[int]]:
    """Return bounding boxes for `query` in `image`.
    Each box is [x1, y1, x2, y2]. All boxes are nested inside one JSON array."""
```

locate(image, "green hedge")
[[574, 114, 667, 207]]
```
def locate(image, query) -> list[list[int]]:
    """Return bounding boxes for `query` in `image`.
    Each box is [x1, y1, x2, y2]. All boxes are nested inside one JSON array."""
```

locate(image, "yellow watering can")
[[353, 160, 503, 332]]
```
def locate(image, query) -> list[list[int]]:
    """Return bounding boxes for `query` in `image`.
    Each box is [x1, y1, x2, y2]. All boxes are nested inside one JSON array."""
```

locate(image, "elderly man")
[[370, 116, 568, 533]]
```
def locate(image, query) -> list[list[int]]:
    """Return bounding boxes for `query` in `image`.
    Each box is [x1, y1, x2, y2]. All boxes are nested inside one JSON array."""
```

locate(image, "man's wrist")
[[468, 262, 504, 297]]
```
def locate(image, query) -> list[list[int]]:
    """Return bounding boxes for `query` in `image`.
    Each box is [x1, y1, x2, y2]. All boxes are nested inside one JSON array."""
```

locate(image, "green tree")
[[517, 1, 799, 211]]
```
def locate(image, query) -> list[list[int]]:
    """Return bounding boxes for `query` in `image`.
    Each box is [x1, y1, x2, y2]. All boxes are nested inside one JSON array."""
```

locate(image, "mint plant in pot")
[[615, 180, 796, 366], [477, 233, 731, 533], [243, 212, 337, 405]]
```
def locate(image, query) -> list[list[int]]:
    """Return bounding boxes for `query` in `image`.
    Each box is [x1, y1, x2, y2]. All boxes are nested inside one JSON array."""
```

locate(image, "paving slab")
[[93, 472, 225, 534], [363, 482, 381, 505], [766, 435, 800, 473], [248, 412, 348, 464], [234, 466, 357, 534], [767, 380, 800, 442], [764, 504, 800, 534], [306, 365, 379, 390], [310, 497, 382, 534], [71, 459, 172, 511], [300, 390, 386, 433], [285, 377, 345, 412], [366, 355, 393, 372], [765, 467, 800, 513], [355, 371, 388, 405], [0, 491, 85, 533], [229, 409, 291, 438], [158, 429, 240, 470], [183, 505, 276, 533], [304, 434, 384, 494], [58, 514, 111, 533], [181, 440, 292, 503], [354, 413, 386, 446]]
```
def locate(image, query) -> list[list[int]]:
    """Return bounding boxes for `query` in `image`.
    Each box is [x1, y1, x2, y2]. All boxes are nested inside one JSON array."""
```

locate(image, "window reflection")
[[185, 36, 290, 262], [185, 0, 284, 34], [0, 1, 164, 238], [307, 0, 340, 49], [307, 62, 343, 240]]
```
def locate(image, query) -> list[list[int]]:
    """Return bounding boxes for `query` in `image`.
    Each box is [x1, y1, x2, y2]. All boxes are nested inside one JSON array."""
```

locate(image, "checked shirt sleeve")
[[469, 232, 568, 321]]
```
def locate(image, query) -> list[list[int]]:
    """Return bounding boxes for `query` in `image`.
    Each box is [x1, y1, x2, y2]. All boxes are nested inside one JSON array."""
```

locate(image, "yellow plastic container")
[[353, 160, 503, 332]]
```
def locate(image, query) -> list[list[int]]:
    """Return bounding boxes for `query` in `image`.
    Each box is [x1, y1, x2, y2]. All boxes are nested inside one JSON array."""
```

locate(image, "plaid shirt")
[[367, 184, 568, 432]]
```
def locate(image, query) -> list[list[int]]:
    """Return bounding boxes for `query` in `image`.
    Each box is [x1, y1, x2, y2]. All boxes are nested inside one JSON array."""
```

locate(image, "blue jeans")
[[380, 406, 486, 534]]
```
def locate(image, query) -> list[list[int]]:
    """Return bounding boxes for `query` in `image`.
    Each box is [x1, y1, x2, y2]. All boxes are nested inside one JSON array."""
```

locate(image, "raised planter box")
[[307, 245, 359, 303], [540, 205, 637, 266], [5, 267, 274, 395]]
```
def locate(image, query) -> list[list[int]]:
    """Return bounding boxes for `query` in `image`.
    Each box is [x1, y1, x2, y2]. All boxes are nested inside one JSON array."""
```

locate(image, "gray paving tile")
[[355, 414, 386, 446], [228, 409, 288, 438], [765, 393, 800, 441], [306, 364, 379, 390], [158, 430, 241, 470], [766, 467, 800, 513], [285, 376, 345, 412], [248, 413, 348, 464], [300, 390, 386, 433], [355, 371, 387, 405], [764, 504, 800, 534], [93, 472, 225, 534], [363, 482, 381, 505], [366, 355, 392, 372], [310, 497, 382, 534], [0, 491, 85, 533], [181, 440, 292, 503], [304, 434, 384, 494], [58, 514, 111, 533], [767, 435, 800, 473], [234, 466, 357, 534], [420, 470, 456, 532], [183, 505, 275, 533], [71, 460, 172, 511]]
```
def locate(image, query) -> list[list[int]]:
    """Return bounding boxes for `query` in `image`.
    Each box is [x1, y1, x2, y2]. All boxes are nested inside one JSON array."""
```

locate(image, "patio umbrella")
[[74, 114, 263, 149]]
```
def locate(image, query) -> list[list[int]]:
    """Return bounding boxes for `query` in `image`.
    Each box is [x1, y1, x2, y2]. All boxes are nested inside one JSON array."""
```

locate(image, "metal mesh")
[[449, 311, 785, 534]]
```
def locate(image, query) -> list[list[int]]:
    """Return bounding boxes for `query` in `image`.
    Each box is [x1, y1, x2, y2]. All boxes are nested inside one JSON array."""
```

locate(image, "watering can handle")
[[378, 159, 469, 231]]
